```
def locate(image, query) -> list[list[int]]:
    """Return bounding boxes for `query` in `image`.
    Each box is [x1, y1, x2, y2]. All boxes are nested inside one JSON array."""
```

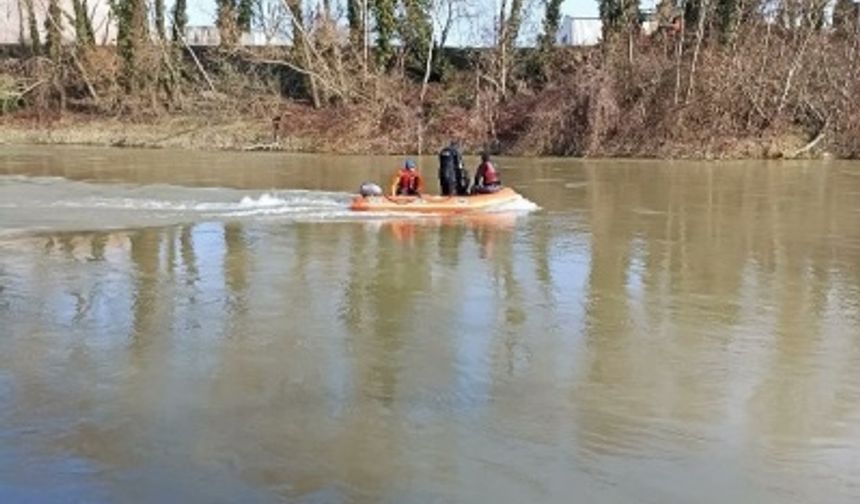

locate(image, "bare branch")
[[177, 31, 217, 93]]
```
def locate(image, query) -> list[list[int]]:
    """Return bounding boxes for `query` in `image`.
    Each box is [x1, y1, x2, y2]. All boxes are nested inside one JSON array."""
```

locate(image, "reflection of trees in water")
[[0, 268, 6, 310], [223, 222, 412, 498], [530, 217, 553, 303], [25, 232, 134, 329], [335, 219, 510, 500], [4, 161, 859, 498], [180, 225, 199, 287], [3, 222, 281, 493], [91, 233, 107, 262], [367, 223, 432, 404], [129, 228, 165, 356], [223, 222, 249, 314], [437, 222, 466, 267], [575, 166, 640, 457], [746, 168, 860, 456], [340, 224, 372, 332], [474, 222, 528, 378], [289, 224, 314, 294], [341, 217, 526, 391], [574, 163, 860, 458], [87, 221, 255, 474], [0, 229, 146, 472]]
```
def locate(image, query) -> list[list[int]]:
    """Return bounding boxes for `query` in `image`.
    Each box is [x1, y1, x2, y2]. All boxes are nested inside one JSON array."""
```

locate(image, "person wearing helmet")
[[472, 152, 501, 194], [438, 141, 468, 196], [389, 159, 425, 196]]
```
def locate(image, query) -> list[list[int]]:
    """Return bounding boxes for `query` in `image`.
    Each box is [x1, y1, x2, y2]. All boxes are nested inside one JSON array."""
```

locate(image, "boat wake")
[[482, 195, 541, 213], [50, 190, 354, 218], [0, 175, 540, 234]]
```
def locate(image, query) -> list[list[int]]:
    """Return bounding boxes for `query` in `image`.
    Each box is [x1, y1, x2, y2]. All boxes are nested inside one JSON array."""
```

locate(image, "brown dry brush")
[[494, 8, 860, 158], [2, 0, 860, 158]]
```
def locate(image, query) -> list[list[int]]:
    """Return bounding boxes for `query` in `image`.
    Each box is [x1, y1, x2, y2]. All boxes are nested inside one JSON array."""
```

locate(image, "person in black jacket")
[[438, 141, 469, 196]]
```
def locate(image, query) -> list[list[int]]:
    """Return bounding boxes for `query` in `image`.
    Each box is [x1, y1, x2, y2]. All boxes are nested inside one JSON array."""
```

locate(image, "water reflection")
[[1, 160, 860, 502], [130, 229, 163, 349], [223, 222, 250, 313], [571, 164, 860, 472]]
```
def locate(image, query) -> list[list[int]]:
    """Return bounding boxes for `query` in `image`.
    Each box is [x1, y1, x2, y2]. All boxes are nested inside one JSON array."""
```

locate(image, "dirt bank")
[[0, 108, 823, 160]]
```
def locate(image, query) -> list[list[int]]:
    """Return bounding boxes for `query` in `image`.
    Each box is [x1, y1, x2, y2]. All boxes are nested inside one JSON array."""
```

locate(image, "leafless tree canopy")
[[1, 0, 859, 157]]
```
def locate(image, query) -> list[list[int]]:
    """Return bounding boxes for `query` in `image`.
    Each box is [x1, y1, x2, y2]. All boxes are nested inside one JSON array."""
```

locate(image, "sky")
[[178, 0, 658, 46], [182, 0, 604, 28]]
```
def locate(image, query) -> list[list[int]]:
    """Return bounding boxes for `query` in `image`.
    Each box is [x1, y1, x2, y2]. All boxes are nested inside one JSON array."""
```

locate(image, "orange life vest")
[[391, 168, 424, 195]]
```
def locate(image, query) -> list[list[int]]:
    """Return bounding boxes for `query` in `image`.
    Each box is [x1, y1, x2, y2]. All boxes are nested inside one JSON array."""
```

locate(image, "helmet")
[[481, 152, 490, 162], [404, 159, 416, 170]]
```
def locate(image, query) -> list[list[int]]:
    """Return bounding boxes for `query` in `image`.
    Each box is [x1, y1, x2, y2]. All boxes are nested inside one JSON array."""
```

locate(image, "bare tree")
[[256, 0, 289, 43], [418, 0, 462, 101], [23, 0, 42, 55]]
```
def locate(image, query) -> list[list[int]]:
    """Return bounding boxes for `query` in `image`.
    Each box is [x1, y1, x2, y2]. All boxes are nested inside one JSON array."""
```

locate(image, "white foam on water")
[[483, 195, 541, 213], [238, 193, 287, 208], [47, 190, 352, 216], [1, 174, 541, 232], [0, 228, 31, 240]]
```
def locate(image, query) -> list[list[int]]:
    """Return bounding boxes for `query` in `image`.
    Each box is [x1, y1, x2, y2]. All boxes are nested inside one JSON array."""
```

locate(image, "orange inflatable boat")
[[350, 187, 523, 213]]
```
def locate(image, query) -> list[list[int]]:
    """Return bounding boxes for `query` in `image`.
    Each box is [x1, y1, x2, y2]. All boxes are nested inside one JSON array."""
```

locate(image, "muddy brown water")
[[1, 146, 859, 503]]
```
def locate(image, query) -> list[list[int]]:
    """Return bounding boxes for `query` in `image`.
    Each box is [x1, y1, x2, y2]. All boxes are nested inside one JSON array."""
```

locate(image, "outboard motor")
[[456, 167, 470, 196], [359, 182, 383, 197]]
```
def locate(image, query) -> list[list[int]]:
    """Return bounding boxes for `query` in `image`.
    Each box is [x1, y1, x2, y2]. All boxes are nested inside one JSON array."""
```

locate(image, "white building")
[[1, 1, 288, 47], [556, 16, 602, 46], [0, 0, 116, 44], [184, 25, 221, 46], [184, 25, 290, 46]]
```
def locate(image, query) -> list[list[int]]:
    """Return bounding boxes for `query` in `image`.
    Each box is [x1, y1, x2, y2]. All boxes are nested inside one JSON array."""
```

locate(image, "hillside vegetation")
[[1, 0, 859, 158]]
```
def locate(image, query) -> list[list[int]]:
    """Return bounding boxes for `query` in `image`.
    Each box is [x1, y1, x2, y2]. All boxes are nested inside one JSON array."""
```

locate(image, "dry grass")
[[0, 114, 269, 150], [3, 27, 859, 159]]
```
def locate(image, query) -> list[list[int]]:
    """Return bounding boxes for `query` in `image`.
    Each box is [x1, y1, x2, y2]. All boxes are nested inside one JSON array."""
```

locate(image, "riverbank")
[[0, 99, 485, 155], [0, 111, 823, 160], [0, 115, 274, 151], [3, 32, 854, 160]]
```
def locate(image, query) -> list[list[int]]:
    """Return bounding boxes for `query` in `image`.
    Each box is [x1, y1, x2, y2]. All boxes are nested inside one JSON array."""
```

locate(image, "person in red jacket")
[[472, 153, 501, 194], [389, 159, 425, 196]]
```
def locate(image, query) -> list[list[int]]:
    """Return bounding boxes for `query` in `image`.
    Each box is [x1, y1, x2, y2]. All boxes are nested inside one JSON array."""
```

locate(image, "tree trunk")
[[118, 0, 150, 93], [237, 0, 254, 31], [285, 0, 321, 107], [44, 0, 66, 111], [497, 0, 508, 97], [373, 0, 397, 67], [419, 26, 435, 102], [24, 0, 41, 55], [73, 0, 96, 46], [672, 6, 685, 105], [774, 31, 812, 118], [501, 0, 523, 97], [172, 0, 188, 43], [540, 0, 563, 53], [348, 0, 365, 49], [217, 0, 239, 47], [684, 0, 708, 103], [45, 0, 63, 62], [155, 0, 166, 40], [400, 0, 433, 72]]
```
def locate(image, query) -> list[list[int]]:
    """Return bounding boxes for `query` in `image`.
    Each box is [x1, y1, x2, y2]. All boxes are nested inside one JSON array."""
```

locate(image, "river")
[[1, 146, 859, 503]]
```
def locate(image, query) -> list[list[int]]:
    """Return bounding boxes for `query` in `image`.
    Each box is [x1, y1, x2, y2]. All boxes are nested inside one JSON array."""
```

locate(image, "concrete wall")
[[0, 0, 116, 45], [556, 17, 602, 47], [183, 25, 291, 46]]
